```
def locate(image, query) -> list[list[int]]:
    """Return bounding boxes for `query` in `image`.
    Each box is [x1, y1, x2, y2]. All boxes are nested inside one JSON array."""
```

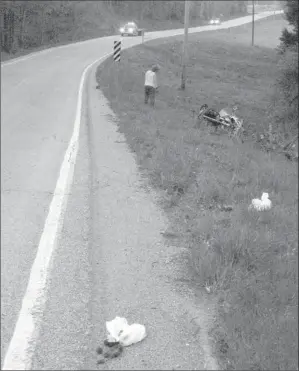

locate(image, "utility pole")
[[181, 0, 190, 90], [251, 0, 255, 46]]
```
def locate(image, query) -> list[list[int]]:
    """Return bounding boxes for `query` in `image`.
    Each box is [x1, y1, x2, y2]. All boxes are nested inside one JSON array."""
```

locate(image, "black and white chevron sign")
[[113, 40, 121, 62]]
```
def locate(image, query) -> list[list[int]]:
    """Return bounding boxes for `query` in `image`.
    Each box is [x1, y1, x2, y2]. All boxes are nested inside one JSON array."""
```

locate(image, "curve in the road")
[[1, 10, 281, 370], [1, 53, 111, 370]]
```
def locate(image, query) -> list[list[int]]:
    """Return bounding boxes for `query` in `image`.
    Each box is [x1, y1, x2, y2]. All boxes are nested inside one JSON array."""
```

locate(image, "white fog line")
[[1, 37, 114, 68], [1, 52, 110, 371]]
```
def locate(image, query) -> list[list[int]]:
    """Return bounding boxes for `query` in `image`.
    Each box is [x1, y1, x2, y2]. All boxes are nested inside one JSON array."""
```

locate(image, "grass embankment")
[[96, 16, 298, 370]]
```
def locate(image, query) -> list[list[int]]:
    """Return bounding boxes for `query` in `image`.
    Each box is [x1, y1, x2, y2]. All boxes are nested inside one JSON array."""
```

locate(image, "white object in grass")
[[249, 192, 272, 211], [205, 286, 211, 294]]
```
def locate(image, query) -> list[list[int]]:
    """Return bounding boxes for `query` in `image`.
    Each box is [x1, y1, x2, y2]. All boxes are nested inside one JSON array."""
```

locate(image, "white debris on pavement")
[[106, 316, 147, 347], [249, 192, 272, 211], [106, 316, 128, 342], [119, 323, 147, 347]]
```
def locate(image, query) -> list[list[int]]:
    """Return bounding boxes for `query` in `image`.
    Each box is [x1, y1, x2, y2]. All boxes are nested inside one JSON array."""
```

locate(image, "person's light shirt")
[[144, 70, 157, 88]]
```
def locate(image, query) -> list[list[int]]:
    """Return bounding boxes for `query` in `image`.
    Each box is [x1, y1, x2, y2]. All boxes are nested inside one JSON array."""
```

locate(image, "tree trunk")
[[199, 1, 204, 19], [40, 7, 45, 45], [19, 5, 27, 48]]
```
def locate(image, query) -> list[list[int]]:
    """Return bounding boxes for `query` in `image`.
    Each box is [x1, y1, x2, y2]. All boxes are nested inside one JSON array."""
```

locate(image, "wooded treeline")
[[0, 1, 248, 53]]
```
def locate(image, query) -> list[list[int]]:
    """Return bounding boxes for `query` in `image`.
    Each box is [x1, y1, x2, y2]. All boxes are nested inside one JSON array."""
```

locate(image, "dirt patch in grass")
[[96, 15, 298, 370]]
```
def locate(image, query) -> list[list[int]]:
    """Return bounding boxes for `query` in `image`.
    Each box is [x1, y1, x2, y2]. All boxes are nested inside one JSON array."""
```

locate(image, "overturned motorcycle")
[[193, 104, 244, 138]]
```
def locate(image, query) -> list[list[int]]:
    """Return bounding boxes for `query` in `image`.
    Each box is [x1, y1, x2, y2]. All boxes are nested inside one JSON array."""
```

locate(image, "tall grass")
[[270, 45, 298, 141]]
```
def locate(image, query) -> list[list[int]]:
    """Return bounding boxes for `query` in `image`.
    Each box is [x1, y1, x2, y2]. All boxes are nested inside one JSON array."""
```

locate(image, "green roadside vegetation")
[[96, 14, 298, 370]]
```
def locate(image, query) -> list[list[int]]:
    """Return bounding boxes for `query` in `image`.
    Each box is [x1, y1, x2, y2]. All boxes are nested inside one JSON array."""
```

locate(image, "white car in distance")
[[209, 18, 221, 25], [119, 22, 141, 36]]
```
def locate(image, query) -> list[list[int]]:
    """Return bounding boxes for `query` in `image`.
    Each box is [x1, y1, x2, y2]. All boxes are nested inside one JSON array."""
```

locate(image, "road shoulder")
[[86, 62, 217, 370]]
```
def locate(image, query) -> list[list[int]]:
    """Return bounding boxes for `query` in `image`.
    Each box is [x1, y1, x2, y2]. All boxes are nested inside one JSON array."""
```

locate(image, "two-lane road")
[[1, 11, 281, 370]]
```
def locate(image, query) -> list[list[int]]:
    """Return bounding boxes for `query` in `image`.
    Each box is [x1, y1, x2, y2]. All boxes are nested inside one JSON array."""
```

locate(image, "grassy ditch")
[[96, 16, 298, 370]]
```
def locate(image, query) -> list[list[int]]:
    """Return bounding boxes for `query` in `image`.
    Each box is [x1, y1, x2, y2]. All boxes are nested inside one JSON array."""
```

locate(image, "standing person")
[[144, 65, 159, 106]]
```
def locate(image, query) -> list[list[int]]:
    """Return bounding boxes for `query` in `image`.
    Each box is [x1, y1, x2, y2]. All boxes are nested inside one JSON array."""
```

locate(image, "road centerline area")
[[1, 54, 109, 371]]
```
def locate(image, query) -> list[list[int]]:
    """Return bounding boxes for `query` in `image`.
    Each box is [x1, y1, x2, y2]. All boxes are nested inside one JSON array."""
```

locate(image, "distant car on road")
[[119, 22, 143, 36], [209, 18, 221, 25]]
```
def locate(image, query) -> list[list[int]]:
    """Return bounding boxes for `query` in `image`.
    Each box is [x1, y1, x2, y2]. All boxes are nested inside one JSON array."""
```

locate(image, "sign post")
[[181, 0, 190, 90], [113, 40, 121, 62], [252, 0, 255, 46], [113, 40, 121, 100]]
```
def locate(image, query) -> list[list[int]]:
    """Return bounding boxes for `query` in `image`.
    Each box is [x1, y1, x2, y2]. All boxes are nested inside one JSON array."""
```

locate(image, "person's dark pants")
[[144, 85, 156, 106]]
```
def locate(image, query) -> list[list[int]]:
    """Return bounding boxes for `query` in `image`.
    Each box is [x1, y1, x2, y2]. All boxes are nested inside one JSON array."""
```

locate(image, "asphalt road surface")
[[1, 11, 280, 370]]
